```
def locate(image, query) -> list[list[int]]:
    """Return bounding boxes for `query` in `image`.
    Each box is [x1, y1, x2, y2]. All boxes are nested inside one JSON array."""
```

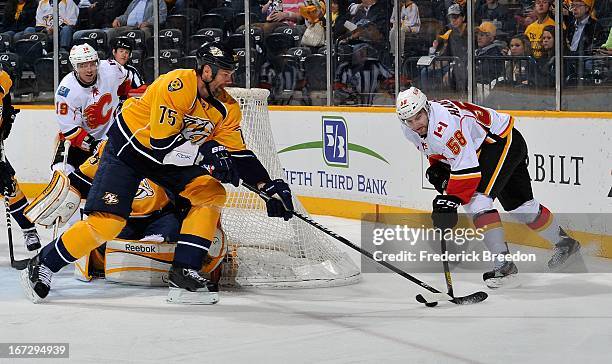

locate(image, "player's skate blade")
[[166, 265, 219, 305], [19, 256, 52, 303], [483, 261, 520, 289], [167, 287, 219, 305]]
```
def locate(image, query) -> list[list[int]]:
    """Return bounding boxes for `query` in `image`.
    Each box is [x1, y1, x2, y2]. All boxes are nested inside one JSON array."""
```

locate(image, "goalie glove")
[[196, 140, 240, 187], [24, 170, 81, 227], [261, 179, 294, 221]]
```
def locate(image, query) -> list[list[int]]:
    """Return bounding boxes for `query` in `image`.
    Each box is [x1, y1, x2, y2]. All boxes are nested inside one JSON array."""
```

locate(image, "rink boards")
[[7, 106, 612, 255]]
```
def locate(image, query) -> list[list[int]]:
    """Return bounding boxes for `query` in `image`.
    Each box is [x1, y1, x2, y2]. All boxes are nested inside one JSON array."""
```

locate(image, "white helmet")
[[396, 87, 428, 122], [69, 43, 98, 70]]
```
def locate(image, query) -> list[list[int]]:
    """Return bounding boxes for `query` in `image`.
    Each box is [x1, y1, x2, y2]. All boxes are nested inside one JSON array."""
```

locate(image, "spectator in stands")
[[351, 0, 389, 41], [80, 0, 131, 30], [475, 21, 504, 83], [476, 22, 503, 57], [331, 0, 351, 40], [536, 25, 557, 87], [508, 33, 533, 58], [476, 0, 515, 33], [351, 0, 391, 64], [260, 0, 303, 35], [595, 28, 612, 55], [524, 0, 555, 58], [299, 0, 326, 48], [516, 5, 537, 33], [111, 0, 167, 38], [35, 0, 80, 51], [1, 0, 38, 38], [424, 4, 468, 91], [390, 0, 421, 57], [566, 0, 604, 55], [506, 33, 533, 85]]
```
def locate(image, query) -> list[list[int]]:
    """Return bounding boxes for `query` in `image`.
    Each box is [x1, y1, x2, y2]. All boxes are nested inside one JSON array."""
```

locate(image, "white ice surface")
[[1, 216, 612, 364]]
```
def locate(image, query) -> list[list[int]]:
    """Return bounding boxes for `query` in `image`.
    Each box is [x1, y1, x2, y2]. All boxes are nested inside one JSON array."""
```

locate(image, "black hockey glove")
[[1, 107, 19, 140], [431, 195, 462, 230], [0, 160, 16, 196], [82, 134, 101, 153], [426, 163, 450, 194], [261, 179, 294, 221], [197, 140, 240, 187]]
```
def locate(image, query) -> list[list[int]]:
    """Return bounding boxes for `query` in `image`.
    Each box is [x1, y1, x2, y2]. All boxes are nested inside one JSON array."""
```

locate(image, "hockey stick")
[[415, 238, 488, 306], [0, 142, 28, 270], [242, 182, 486, 306], [52, 140, 72, 240]]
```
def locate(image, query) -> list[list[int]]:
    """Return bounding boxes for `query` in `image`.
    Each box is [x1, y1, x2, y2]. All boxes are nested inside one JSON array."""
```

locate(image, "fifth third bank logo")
[[323, 117, 348, 167]]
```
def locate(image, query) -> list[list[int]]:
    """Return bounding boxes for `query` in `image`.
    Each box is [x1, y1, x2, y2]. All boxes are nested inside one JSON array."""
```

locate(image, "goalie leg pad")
[[24, 171, 81, 227], [105, 240, 176, 286], [103, 227, 226, 286]]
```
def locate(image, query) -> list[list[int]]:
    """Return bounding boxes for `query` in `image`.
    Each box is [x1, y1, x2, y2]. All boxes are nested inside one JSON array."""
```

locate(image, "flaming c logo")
[[84, 93, 113, 129]]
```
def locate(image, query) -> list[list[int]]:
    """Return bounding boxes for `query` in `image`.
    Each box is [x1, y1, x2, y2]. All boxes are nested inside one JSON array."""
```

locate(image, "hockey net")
[[221, 88, 361, 288]]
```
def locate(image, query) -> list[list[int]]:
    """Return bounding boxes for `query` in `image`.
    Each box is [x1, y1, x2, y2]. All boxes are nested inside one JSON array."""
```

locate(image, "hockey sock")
[[8, 196, 36, 230], [525, 204, 563, 247], [473, 210, 509, 269], [40, 237, 77, 273], [174, 234, 212, 270]]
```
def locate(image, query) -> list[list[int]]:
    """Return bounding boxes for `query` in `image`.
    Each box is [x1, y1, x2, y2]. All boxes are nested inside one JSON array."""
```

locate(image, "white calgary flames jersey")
[[400, 100, 514, 203], [55, 60, 130, 142]]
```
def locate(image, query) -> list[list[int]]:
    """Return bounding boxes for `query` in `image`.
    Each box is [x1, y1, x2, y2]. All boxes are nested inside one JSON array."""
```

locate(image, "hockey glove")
[[261, 179, 294, 221], [0, 160, 16, 196], [426, 163, 450, 194], [431, 195, 462, 230], [1, 107, 19, 140], [197, 140, 240, 187]]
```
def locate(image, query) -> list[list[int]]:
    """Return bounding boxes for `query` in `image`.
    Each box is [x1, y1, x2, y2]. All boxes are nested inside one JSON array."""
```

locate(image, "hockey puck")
[[425, 302, 438, 307]]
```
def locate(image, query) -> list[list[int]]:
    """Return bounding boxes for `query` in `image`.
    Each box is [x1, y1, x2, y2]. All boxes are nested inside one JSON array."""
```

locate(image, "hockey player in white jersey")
[[108, 36, 144, 93], [53, 43, 131, 173], [396, 87, 581, 288]]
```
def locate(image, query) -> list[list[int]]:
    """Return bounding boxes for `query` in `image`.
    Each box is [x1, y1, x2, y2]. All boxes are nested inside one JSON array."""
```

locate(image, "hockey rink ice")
[[1, 215, 611, 363]]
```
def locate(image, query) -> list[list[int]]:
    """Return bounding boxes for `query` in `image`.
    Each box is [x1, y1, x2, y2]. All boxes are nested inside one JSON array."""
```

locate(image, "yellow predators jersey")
[[0, 70, 13, 128], [116, 69, 246, 164], [79, 141, 171, 217]]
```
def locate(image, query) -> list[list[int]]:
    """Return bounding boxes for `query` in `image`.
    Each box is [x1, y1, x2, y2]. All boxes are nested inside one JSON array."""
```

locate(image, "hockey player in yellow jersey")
[[0, 66, 41, 251], [20, 42, 294, 304], [26, 139, 179, 240]]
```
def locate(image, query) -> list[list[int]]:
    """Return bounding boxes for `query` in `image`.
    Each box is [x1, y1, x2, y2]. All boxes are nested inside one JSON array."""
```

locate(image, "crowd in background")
[[0, 0, 609, 108]]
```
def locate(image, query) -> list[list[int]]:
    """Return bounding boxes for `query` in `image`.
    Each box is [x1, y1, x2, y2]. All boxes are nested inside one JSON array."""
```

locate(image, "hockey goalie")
[[25, 140, 227, 287]]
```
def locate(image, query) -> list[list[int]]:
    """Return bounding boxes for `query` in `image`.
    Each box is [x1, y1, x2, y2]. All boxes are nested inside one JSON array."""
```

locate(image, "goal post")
[[221, 88, 361, 288]]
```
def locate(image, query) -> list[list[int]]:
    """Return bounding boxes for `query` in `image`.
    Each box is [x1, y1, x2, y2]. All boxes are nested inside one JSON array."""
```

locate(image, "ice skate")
[[548, 229, 581, 271], [167, 265, 219, 305], [19, 254, 52, 303], [22, 228, 41, 251], [483, 261, 520, 289]]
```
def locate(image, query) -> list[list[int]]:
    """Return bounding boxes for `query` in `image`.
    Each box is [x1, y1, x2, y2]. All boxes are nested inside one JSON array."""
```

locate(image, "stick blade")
[[451, 291, 488, 305], [416, 291, 488, 306], [12, 258, 29, 270]]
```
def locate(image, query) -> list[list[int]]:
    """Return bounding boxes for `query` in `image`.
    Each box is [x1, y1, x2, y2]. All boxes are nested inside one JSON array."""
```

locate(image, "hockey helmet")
[[69, 43, 99, 70], [195, 42, 239, 73], [396, 87, 428, 122], [110, 36, 134, 52]]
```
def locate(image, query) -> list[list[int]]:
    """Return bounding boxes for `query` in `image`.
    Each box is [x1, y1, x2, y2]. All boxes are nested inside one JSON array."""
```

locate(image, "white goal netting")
[[221, 88, 361, 288]]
